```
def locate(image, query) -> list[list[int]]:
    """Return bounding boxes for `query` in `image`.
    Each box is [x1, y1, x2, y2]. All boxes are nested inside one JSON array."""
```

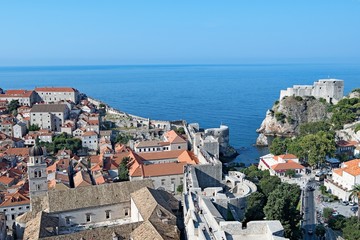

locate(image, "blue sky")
[[0, 0, 359, 65]]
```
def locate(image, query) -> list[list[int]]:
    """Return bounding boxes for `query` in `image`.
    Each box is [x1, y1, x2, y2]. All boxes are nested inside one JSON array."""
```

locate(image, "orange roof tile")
[[0, 191, 30, 207], [82, 131, 98, 136], [336, 140, 358, 147], [333, 168, 344, 176], [0, 175, 15, 185], [341, 159, 360, 176], [277, 154, 298, 159], [271, 160, 304, 171], [35, 87, 76, 92], [138, 150, 185, 161], [131, 162, 187, 177], [1, 90, 33, 98], [164, 130, 187, 144]]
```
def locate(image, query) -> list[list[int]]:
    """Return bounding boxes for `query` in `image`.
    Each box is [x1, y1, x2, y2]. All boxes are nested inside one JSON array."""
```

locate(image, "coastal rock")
[[256, 96, 329, 146], [256, 133, 268, 146], [336, 121, 360, 142]]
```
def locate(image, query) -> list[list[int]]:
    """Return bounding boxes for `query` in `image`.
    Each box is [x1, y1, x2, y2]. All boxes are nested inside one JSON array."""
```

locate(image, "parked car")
[[341, 201, 349, 206], [349, 201, 356, 206], [351, 206, 358, 213]]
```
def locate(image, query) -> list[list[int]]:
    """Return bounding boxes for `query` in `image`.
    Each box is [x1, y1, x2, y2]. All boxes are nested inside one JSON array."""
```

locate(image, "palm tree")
[[350, 184, 360, 220]]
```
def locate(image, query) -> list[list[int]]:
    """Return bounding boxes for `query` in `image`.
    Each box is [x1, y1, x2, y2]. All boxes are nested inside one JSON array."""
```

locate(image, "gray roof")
[[30, 104, 69, 113], [47, 179, 154, 213]]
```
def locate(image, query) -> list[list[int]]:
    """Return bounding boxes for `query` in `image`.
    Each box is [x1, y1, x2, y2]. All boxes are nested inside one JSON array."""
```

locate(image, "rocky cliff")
[[256, 96, 330, 146]]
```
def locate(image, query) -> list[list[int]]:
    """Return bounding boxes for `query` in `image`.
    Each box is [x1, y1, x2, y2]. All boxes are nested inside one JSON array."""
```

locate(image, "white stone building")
[[279, 79, 344, 104], [12, 122, 27, 139], [81, 131, 98, 151], [258, 154, 304, 176], [30, 104, 70, 132], [325, 159, 360, 201], [16, 180, 180, 240], [35, 87, 80, 104], [0, 90, 38, 106]]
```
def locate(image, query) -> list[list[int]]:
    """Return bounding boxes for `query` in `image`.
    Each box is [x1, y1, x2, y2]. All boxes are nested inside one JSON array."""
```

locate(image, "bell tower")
[[28, 144, 48, 197]]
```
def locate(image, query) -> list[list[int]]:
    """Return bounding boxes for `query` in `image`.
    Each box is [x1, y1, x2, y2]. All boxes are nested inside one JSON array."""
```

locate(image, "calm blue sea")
[[0, 64, 359, 165]]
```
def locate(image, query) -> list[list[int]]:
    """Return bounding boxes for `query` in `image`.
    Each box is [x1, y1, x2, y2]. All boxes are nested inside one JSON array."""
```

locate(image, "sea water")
[[0, 64, 359, 165]]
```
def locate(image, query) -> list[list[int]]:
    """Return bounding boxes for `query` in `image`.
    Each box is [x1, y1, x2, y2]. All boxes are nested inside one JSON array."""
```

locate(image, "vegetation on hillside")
[[115, 133, 133, 144]]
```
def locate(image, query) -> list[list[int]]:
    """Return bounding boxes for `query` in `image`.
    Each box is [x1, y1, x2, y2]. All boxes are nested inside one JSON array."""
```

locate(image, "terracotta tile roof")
[[341, 159, 360, 176], [336, 140, 358, 147], [82, 131, 98, 136], [333, 168, 344, 176], [271, 160, 305, 171], [35, 87, 76, 92], [0, 175, 15, 185], [0, 191, 30, 207], [73, 171, 92, 188], [177, 150, 199, 164], [55, 172, 69, 183], [132, 162, 187, 177], [164, 130, 187, 144], [277, 154, 298, 159], [1, 90, 33, 98], [138, 150, 185, 161]]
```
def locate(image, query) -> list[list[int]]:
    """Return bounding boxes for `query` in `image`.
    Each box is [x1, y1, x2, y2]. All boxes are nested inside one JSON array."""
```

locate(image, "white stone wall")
[[131, 174, 183, 193], [130, 198, 143, 223], [279, 79, 344, 104], [37, 91, 79, 104], [13, 124, 26, 138], [52, 202, 131, 227], [0, 204, 30, 231], [81, 135, 98, 151], [169, 142, 187, 151], [30, 112, 54, 131]]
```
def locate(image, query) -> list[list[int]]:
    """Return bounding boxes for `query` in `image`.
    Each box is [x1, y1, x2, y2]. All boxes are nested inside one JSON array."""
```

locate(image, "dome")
[[29, 145, 43, 157]]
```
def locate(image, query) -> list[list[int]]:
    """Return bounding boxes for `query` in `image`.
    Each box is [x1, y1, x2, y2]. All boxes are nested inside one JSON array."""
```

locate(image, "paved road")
[[303, 183, 317, 240]]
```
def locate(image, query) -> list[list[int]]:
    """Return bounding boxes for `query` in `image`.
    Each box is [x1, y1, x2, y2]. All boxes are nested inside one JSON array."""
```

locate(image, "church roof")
[[47, 179, 153, 213]]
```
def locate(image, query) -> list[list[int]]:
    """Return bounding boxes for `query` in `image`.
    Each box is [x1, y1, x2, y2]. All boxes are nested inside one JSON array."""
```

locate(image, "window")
[[11, 208, 14, 211], [26, 206, 30, 209], [125, 209, 129, 216], [12, 214, 15, 220], [178, 146, 181, 149], [65, 216, 71, 225], [105, 210, 111, 219], [161, 179, 165, 186], [171, 178, 175, 184], [86, 213, 91, 222], [18, 207, 22, 210]]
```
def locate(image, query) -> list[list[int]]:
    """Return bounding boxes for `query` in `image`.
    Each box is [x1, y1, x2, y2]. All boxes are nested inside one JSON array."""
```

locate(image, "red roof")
[[336, 140, 358, 147], [1, 90, 33, 98], [35, 87, 76, 92], [271, 160, 305, 171]]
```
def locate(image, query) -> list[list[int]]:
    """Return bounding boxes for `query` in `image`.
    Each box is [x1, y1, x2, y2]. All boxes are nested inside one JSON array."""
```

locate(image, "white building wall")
[[0, 204, 30, 231], [53, 202, 130, 227], [131, 174, 183, 193]]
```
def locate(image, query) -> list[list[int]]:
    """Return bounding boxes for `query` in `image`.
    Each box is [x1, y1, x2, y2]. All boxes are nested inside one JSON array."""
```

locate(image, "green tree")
[[343, 217, 360, 240], [7, 99, 20, 114], [118, 156, 130, 181], [264, 183, 301, 240], [176, 184, 183, 193], [244, 192, 266, 222], [315, 224, 326, 239], [29, 124, 40, 131], [350, 184, 360, 220], [328, 215, 346, 230], [115, 133, 133, 144], [285, 169, 296, 178], [323, 207, 334, 220], [269, 137, 287, 155], [259, 175, 281, 197], [299, 121, 331, 136], [174, 127, 185, 135]]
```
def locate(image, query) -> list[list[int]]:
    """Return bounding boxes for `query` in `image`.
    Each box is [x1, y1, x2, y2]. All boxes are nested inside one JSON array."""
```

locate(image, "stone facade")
[[35, 87, 80, 104], [280, 79, 344, 104], [30, 104, 70, 132]]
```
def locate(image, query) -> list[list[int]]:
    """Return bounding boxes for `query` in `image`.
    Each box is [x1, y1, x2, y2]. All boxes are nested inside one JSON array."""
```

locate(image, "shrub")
[[294, 96, 303, 101], [275, 112, 286, 123], [274, 100, 279, 106]]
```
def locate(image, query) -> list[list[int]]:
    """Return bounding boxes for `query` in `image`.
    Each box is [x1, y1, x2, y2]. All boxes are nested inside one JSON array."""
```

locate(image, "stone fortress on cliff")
[[279, 79, 344, 104]]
